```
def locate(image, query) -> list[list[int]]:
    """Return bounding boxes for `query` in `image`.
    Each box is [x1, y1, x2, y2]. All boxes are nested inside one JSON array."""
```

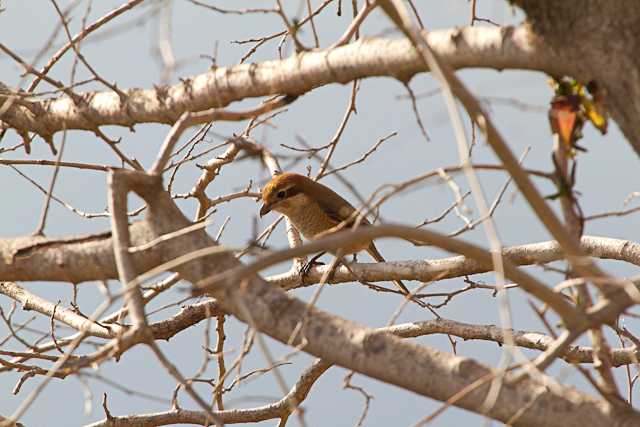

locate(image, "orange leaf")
[[550, 99, 577, 148]]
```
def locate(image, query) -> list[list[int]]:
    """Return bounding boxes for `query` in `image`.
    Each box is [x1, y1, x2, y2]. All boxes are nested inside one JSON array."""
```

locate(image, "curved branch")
[[1, 26, 559, 137], [85, 360, 330, 427]]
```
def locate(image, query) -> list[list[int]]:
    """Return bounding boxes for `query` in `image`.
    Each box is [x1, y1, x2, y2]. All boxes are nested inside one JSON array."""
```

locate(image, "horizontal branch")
[[383, 318, 640, 367], [86, 408, 280, 427], [267, 235, 640, 288], [1, 25, 560, 137], [0, 224, 154, 283], [1, 229, 638, 289]]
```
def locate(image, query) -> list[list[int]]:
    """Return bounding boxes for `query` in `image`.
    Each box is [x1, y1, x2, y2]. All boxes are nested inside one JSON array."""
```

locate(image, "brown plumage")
[[260, 172, 410, 295]]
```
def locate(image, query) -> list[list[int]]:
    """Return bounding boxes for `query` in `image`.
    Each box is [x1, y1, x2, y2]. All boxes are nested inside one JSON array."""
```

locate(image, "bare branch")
[[2, 26, 558, 137]]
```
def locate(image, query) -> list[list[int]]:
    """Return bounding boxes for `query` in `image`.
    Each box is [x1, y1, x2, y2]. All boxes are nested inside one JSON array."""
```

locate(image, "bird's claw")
[[299, 252, 327, 282], [300, 259, 325, 281]]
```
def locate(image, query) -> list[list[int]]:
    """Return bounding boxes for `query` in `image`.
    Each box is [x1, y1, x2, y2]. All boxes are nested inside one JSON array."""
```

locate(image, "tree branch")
[[1, 230, 638, 286], [1, 26, 559, 137]]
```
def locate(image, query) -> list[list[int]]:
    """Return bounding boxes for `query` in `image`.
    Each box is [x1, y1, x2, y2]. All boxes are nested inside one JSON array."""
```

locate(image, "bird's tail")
[[366, 243, 410, 295]]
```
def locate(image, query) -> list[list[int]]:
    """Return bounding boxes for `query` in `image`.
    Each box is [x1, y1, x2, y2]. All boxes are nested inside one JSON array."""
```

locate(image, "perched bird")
[[259, 172, 410, 295]]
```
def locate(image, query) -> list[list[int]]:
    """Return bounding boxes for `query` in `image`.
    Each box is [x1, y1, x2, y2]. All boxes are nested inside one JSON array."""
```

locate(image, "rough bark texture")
[[515, 0, 640, 155]]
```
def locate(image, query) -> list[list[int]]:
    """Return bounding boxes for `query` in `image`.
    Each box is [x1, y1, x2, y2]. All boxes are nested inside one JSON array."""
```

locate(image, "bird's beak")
[[259, 203, 272, 217]]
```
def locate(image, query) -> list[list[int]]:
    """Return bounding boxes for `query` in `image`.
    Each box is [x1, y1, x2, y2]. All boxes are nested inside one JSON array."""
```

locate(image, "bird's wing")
[[313, 185, 371, 228]]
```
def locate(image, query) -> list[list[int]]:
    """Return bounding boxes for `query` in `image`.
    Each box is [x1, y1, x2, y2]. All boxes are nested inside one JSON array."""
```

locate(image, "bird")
[[259, 172, 410, 295]]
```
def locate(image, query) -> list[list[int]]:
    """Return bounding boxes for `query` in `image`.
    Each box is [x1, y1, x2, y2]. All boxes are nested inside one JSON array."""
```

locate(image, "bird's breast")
[[278, 194, 370, 255], [280, 194, 337, 239]]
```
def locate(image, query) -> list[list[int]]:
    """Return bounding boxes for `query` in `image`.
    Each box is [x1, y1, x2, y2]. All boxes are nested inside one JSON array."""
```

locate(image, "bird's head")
[[259, 172, 307, 217]]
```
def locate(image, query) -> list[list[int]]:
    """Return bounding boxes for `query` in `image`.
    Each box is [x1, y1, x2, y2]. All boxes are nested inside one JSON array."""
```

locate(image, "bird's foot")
[[299, 252, 326, 282], [300, 259, 325, 278]]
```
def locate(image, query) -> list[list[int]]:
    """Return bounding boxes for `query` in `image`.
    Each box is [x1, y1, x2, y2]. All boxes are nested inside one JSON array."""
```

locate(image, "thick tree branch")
[[1, 230, 638, 286], [0, 26, 557, 137]]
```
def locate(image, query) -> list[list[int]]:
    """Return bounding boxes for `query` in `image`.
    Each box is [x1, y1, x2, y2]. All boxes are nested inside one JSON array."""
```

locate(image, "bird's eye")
[[276, 190, 286, 199]]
